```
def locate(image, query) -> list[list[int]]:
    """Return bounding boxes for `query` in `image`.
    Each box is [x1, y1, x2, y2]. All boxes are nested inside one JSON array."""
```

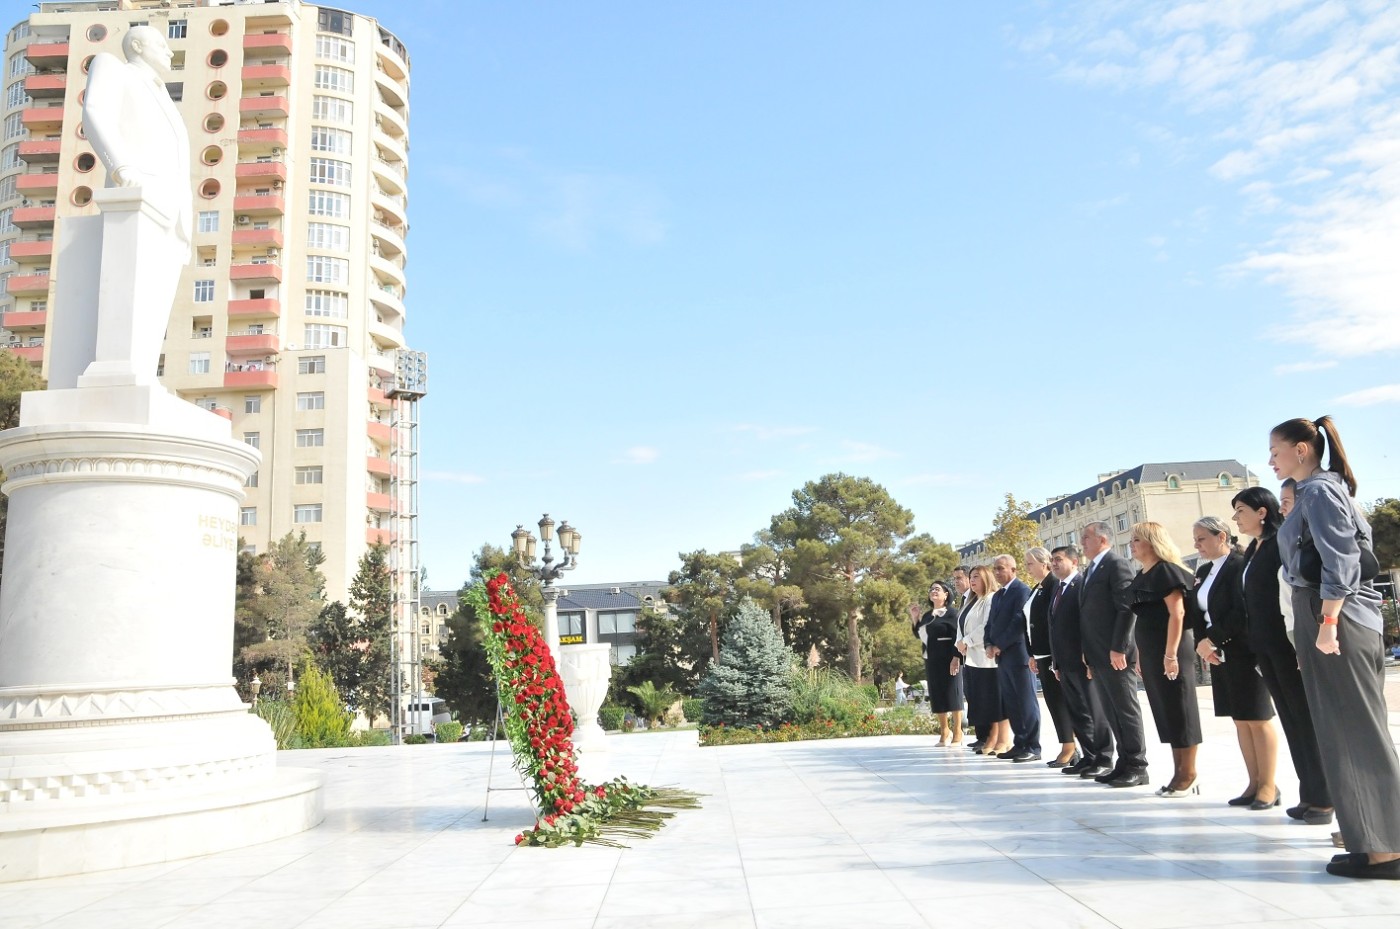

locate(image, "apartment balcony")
[[369, 319, 406, 352], [227, 297, 281, 318], [366, 528, 393, 546], [234, 161, 287, 184], [229, 262, 282, 283], [373, 99, 407, 140], [242, 33, 293, 56], [367, 455, 391, 478], [240, 64, 291, 88], [232, 193, 285, 217], [369, 351, 395, 376], [224, 366, 278, 389], [231, 227, 283, 248], [16, 173, 59, 197], [370, 252, 406, 288], [21, 106, 63, 133], [23, 73, 66, 98], [16, 139, 61, 164], [368, 386, 388, 406], [375, 35, 409, 82], [225, 331, 280, 355], [367, 421, 392, 446], [9, 240, 54, 261], [370, 188, 406, 227], [0, 310, 47, 331], [370, 221, 406, 259], [370, 158, 405, 195], [6, 273, 50, 297], [245, 9, 294, 27], [239, 95, 288, 120], [13, 206, 57, 229], [368, 285, 405, 322], [373, 68, 406, 109], [24, 42, 69, 68], [236, 127, 288, 152], [376, 132, 407, 166], [6, 344, 45, 364], [366, 492, 392, 513]]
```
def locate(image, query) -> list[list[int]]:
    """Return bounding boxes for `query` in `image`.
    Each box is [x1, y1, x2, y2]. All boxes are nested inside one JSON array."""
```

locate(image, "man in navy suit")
[[1048, 544, 1114, 776], [985, 554, 1042, 761]]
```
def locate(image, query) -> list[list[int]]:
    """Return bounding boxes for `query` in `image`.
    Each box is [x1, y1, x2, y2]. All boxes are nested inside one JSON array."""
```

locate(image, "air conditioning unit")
[[237, 215, 250, 225], [264, 355, 275, 363], [271, 147, 282, 156], [266, 248, 279, 259], [271, 180, 283, 189]]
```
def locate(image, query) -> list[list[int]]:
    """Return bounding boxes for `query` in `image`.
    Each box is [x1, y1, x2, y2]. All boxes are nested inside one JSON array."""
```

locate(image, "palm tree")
[[626, 681, 679, 728]]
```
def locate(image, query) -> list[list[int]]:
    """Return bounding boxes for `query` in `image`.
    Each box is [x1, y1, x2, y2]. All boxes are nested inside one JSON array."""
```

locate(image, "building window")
[[306, 222, 351, 251], [307, 190, 350, 218], [243, 431, 260, 449], [165, 83, 183, 103], [5, 80, 27, 110], [293, 504, 323, 524], [240, 507, 256, 526], [3, 112, 25, 140], [295, 466, 323, 485], [599, 612, 637, 635], [558, 613, 585, 642], [303, 323, 346, 349], [1219, 474, 1232, 487], [197, 210, 219, 233], [311, 95, 353, 124], [194, 397, 219, 412], [0, 145, 20, 172], [188, 352, 210, 374], [315, 35, 355, 63], [1167, 476, 1180, 490], [1116, 515, 1127, 533], [298, 355, 327, 374], [308, 157, 352, 187], [296, 428, 325, 447], [168, 19, 188, 39], [244, 395, 261, 414], [296, 391, 325, 411], [305, 255, 349, 284], [309, 126, 351, 154], [193, 279, 215, 302], [610, 644, 637, 666], [245, 471, 259, 488], [313, 66, 354, 93], [305, 290, 348, 318], [317, 9, 355, 36]]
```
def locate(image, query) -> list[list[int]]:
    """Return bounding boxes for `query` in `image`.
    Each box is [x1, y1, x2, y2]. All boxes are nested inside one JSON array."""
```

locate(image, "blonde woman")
[[954, 565, 1011, 755], [1127, 522, 1203, 797]]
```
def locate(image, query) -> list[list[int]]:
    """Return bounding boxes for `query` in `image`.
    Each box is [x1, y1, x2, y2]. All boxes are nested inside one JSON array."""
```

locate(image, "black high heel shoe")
[[1249, 792, 1281, 811], [1227, 792, 1257, 807]]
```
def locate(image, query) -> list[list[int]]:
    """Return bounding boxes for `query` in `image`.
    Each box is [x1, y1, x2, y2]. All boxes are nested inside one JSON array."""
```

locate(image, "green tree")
[[626, 680, 679, 728], [981, 492, 1041, 563], [737, 529, 806, 639], [612, 603, 693, 695], [664, 549, 743, 675], [291, 657, 352, 748], [240, 532, 327, 677], [1368, 498, 1400, 572], [349, 543, 393, 723], [698, 599, 794, 728], [770, 473, 914, 682], [308, 600, 361, 710], [0, 350, 45, 582]]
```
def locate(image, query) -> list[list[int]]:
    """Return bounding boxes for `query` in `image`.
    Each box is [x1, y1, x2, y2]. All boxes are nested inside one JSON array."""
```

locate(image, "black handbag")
[[1296, 532, 1380, 585]]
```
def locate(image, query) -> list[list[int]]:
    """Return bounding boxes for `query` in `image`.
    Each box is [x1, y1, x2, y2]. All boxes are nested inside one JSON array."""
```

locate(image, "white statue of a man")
[[77, 25, 192, 385]]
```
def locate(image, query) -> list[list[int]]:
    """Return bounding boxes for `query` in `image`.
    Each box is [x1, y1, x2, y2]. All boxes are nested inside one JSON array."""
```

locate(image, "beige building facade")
[[959, 460, 1262, 568], [1, 0, 412, 601]]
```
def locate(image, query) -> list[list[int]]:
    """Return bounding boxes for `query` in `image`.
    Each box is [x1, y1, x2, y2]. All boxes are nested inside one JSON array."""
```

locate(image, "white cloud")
[[1272, 359, 1337, 375], [1335, 384, 1400, 406], [614, 446, 660, 465], [423, 470, 486, 485]]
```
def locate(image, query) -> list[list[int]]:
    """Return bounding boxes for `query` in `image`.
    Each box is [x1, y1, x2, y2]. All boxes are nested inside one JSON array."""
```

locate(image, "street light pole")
[[512, 514, 581, 666]]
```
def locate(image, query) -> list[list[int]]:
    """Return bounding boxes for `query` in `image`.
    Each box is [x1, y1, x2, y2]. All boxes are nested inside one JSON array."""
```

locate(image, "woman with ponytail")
[[1270, 415, 1396, 879]]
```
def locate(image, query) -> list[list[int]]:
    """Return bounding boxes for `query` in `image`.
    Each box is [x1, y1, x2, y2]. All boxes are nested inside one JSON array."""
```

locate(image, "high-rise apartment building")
[[0, 0, 414, 602]]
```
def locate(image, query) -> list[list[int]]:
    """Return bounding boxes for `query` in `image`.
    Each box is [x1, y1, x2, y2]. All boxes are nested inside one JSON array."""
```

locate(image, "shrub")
[[680, 697, 703, 723], [253, 698, 298, 749], [404, 733, 429, 745], [291, 659, 353, 748], [435, 721, 464, 744], [698, 599, 793, 729], [350, 729, 391, 747], [627, 681, 679, 728], [789, 667, 876, 725], [699, 711, 939, 746], [599, 704, 626, 731]]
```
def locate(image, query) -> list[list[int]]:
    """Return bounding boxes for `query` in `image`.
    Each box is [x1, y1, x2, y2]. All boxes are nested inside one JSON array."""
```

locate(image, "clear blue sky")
[[350, 1, 1400, 589]]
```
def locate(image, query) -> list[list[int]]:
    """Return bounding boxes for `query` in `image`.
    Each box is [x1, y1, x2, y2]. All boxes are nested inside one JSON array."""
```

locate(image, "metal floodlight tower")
[[386, 349, 427, 743]]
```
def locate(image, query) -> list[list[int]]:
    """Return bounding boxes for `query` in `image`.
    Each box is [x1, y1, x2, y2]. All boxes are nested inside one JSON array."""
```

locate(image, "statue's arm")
[[82, 55, 140, 187]]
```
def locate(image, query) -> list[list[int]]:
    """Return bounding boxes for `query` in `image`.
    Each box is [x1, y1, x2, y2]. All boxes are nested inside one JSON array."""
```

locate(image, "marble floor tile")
[[753, 899, 929, 929]]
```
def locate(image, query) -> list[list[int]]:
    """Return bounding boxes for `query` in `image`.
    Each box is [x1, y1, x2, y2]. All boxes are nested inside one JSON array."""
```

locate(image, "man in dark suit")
[[1078, 521, 1148, 787], [985, 554, 1041, 762], [1048, 543, 1113, 776]]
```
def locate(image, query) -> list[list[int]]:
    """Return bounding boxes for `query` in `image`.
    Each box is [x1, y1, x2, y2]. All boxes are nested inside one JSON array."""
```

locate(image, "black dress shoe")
[[1062, 758, 1091, 775], [1326, 856, 1400, 880], [1302, 808, 1335, 826], [1227, 792, 1257, 807], [996, 749, 1019, 760], [1250, 793, 1282, 811], [1286, 803, 1309, 820], [1107, 771, 1150, 788], [1047, 753, 1080, 769], [1090, 767, 1120, 782], [967, 741, 985, 753], [1333, 851, 1365, 864], [1012, 752, 1042, 763]]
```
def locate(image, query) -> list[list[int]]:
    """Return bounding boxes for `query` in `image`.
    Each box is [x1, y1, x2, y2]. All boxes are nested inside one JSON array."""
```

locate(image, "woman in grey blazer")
[[1271, 415, 1398, 880]]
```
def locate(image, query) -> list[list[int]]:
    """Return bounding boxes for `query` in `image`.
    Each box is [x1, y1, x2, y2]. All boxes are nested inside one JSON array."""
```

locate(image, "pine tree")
[[292, 658, 352, 748], [349, 543, 393, 724], [698, 598, 794, 728]]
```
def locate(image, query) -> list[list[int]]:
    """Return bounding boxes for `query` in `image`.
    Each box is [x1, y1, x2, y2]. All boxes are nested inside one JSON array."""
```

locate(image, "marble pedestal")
[[558, 644, 612, 753], [0, 386, 324, 882]]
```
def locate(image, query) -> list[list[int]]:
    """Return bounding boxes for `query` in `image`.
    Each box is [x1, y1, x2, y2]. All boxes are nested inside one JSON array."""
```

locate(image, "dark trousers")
[[1089, 662, 1148, 774], [1035, 658, 1075, 746], [1294, 589, 1400, 853], [1058, 663, 1113, 767], [997, 661, 1042, 755], [1256, 644, 1330, 808]]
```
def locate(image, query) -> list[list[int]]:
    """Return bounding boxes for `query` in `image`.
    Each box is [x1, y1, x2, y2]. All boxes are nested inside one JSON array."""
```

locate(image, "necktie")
[[1052, 581, 1064, 614], [1085, 560, 1095, 583]]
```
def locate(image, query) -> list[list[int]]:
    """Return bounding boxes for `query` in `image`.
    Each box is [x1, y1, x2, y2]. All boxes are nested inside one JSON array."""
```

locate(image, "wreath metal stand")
[[481, 697, 530, 822]]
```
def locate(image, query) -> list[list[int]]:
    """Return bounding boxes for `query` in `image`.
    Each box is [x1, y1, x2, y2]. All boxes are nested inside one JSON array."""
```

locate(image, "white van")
[[404, 694, 452, 737]]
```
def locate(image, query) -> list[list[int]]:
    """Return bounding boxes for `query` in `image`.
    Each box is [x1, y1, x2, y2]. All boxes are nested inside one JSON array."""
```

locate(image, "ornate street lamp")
[[512, 513, 580, 655], [250, 675, 262, 710]]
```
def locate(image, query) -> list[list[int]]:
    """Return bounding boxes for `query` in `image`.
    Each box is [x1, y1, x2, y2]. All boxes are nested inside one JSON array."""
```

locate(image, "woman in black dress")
[[911, 581, 964, 745], [1127, 521, 1203, 797], [1191, 515, 1278, 809], [1231, 487, 1332, 825]]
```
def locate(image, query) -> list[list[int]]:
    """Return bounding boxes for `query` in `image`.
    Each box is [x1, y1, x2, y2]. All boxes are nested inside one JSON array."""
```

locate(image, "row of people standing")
[[911, 415, 1398, 880]]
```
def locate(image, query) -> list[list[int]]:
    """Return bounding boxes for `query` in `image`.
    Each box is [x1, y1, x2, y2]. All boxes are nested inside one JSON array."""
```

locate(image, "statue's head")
[[123, 25, 173, 73]]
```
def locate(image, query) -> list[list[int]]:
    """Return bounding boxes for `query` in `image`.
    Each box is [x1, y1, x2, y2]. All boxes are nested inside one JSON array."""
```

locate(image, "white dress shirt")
[[1196, 554, 1229, 627]]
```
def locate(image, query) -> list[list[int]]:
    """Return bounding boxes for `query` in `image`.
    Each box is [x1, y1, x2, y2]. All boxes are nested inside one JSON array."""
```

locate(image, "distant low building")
[[958, 460, 1261, 568]]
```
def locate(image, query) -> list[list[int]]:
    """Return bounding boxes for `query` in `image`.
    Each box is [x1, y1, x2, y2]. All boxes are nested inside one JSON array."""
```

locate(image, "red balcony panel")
[[241, 65, 291, 86], [242, 33, 293, 54], [23, 73, 66, 97], [13, 207, 57, 228], [24, 42, 68, 66], [231, 194, 285, 216], [227, 298, 281, 318], [17, 139, 61, 163], [366, 528, 394, 545], [238, 95, 288, 119], [16, 173, 58, 195], [6, 274, 51, 296], [368, 387, 388, 405], [366, 492, 392, 512], [223, 369, 278, 389], [228, 263, 282, 283], [234, 160, 287, 181], [367, 421, 392, 445], [236, 127, 288, 149], [226, 333, 279, 354], [9, 240, 54, 260], [231, 228, 283, 248], [21, 107, 63, 129], [367, 456, 391, 478], [9, 345, 45, 363], [0, 311, 47, 329]]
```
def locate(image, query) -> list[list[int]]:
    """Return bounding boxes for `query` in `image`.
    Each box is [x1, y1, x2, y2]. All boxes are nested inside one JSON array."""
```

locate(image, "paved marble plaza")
[[2, 696, 1398, 929]]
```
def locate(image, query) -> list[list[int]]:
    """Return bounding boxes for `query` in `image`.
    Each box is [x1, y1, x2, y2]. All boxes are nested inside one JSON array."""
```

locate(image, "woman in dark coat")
[[1231, 486, 1332, 825], [911, 581, 964, 745], [1127, 521, 1203, 797]]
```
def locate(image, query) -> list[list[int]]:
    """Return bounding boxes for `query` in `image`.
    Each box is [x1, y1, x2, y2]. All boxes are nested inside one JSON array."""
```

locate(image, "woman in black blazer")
[[1192, 515, 1278, 809], [1232, 487, 1332, 825]]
